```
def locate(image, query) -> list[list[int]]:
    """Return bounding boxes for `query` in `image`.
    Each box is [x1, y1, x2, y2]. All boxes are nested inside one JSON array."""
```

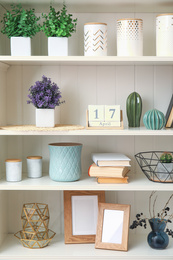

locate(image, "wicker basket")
[[135, 151, 173, 183]]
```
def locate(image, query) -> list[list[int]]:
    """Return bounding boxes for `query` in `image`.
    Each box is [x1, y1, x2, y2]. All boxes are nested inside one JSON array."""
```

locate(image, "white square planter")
[[10, 37, 31, 56], [48, 37, 68, 56], [36, 109, 55, 127]]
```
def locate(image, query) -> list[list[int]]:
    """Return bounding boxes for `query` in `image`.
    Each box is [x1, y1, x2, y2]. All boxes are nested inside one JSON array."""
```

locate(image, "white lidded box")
[[156, 14, 173, 56], [48, 37, 68, 56], [10, 37, 31, 56], [27, 156, 42, 178], [5, 159, 22, 182], [36, 108, 55, 127], [117, 18, 143, 56], [84, 23, 107, 56]]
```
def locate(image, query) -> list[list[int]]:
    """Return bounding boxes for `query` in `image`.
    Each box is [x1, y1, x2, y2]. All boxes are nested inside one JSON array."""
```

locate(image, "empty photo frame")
[[64, 191, 105, 244], [95, 203, 130, 251]]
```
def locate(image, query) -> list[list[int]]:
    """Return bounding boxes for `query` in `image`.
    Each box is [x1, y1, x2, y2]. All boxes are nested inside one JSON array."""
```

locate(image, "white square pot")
[[48, 37, 68, 56], [36, 109, 55, 127], [10, 37, 31, 56]]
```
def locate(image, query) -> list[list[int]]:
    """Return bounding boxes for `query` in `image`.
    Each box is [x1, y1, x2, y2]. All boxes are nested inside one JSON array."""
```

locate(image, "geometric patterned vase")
[[84, 23, 107, 56], [49, 143, 83, 182]]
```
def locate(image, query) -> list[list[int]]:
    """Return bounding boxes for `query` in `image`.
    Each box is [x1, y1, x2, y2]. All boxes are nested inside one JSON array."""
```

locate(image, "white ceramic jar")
[[27, 156, 42, 178], [84, 23, 107, 56], [117, 18, 143, 56], [156, 14, 173, 56], [5, 159, 22, 182]]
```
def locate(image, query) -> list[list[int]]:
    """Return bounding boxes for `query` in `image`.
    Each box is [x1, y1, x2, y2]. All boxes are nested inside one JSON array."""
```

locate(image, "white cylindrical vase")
[[117, 19, 143, 56], [27, 156, 42, 178], [48, 37, 68, 56], [10, 37, 31, 56], [36, 109, 55, 127], [156, 14, 173, 56], [84, 23, 107, 56], [5, 159, 22, 182]]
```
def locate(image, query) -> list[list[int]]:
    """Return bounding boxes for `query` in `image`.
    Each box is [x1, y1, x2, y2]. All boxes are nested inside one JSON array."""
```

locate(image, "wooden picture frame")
[[95, 203, 130, 251], [64, 191, 105, 244]]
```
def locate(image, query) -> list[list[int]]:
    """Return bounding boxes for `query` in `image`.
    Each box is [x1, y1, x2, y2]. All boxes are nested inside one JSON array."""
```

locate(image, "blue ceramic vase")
[[147, 218, 169, 249], [49, 143, 82, 182]]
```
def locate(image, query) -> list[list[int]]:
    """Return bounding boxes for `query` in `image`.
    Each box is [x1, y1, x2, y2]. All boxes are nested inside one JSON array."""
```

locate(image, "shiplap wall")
[[0, 11, 172, 240]]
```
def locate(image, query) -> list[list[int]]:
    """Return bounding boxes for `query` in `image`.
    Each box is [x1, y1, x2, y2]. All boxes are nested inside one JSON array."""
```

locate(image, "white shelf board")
[[0, 0, 173, 13], [0, 127, 172, 136], [1, 56, 173, 66], [0, 173, 173, 191], [0, 234, 173, 260]]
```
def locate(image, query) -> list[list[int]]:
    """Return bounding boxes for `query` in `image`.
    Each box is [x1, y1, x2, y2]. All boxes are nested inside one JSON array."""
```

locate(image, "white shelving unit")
[[0, 0, 173, 259]]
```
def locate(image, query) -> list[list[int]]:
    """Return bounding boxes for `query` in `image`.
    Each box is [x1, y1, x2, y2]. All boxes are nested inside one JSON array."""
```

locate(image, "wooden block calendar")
[[86, 105, 123, 130]]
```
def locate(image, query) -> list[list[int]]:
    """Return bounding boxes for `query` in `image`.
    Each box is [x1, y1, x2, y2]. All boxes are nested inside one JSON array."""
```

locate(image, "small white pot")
[[157, 162, 173, 181], [5, 159, 22, 182], [10, 37, 31, 56], [27, 156, 42, 178], [36, 109, 55, 127], [48, 37, 68, 56]]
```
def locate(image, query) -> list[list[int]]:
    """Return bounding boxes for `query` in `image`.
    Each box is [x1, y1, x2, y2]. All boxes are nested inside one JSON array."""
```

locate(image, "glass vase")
[[147, 218, 169, 249]]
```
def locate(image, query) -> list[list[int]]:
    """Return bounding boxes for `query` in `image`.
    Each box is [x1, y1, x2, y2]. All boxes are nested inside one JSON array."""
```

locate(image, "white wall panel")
[[0, 191, 8, 246]]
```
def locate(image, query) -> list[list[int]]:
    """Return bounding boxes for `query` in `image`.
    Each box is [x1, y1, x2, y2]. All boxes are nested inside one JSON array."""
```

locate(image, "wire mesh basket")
[[135, 151, 173, 183]]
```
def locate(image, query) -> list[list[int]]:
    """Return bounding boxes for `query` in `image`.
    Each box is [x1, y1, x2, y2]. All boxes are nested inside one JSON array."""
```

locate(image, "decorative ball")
[[143, 109, 165, 130]]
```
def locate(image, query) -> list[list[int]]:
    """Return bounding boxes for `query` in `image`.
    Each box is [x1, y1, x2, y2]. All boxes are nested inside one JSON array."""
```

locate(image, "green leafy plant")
[[41, 4, 77, 37], [1, 4, 41, 38], [160, 152, 173, 163]]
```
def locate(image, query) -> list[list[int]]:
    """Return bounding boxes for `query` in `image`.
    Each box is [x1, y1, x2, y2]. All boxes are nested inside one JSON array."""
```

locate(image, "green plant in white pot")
[[1, 4, 41, 56], [157, 152, 173, 181], [41, 4, 77, 56]]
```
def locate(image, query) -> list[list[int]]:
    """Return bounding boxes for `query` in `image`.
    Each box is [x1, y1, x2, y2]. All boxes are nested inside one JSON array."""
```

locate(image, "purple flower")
[[27, 75, 65, 108]]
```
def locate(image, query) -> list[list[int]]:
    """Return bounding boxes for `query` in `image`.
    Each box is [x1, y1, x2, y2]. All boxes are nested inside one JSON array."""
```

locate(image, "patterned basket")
[[135, 151, 173, 183]]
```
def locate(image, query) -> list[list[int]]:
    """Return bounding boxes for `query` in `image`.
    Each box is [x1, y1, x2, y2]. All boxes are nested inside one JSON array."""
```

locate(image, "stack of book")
[[88, 153, 131, 184], [165, 94, 173, 128]]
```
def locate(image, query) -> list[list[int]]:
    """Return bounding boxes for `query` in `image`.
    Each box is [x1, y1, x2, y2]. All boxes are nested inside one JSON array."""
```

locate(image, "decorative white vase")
[[48, 37, 68, 56], [36, 109, 55, 127], [117, 18, 143, 56], [10, 37, 31, 56], [84, 23, 107, 56], [156, 14, 173, 56]]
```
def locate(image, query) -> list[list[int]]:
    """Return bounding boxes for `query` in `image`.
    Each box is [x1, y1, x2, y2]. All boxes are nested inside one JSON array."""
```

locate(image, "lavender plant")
[[27, 75, 64, 109]]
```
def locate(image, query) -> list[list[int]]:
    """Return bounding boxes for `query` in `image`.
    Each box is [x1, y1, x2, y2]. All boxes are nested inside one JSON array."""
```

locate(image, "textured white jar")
[[10, 37, 31, 56], [156, 14, 173, 56], [117, 19, 143, 56], [84, 23, 107, 56], [36, 109, 55, 127], [5, 159, 22, 182], [27, 156, 42, 178], [48, 37, 68, 56]]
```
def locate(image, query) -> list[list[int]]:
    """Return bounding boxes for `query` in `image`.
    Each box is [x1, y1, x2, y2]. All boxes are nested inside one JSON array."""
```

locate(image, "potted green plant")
[[157, 152, 173, 181], [41, 4, 77, 56], [1, 4, 40, 56]]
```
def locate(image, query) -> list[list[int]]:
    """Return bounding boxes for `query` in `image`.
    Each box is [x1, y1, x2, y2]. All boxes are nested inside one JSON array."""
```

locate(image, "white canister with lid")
[[156, 14, 173, 56], [5, 159, 22, 182], [27, 156, 42, 178], [84, 23, 107, 56], [117, 18, 143, 56]]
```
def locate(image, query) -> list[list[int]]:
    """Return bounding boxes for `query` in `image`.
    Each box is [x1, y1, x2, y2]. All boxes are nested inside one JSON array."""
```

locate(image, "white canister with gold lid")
[[27, 156, 42, 178], [5, 159, 22, 182]]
